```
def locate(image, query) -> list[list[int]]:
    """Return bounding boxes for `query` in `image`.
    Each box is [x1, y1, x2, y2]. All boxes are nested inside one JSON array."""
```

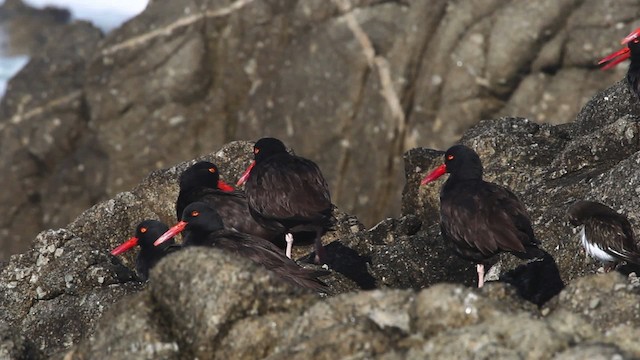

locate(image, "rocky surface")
[[1, 68, 640, 357], [0, 0, 635, 259], [1, 0, 640, 358], [0, 0, 71, 56]]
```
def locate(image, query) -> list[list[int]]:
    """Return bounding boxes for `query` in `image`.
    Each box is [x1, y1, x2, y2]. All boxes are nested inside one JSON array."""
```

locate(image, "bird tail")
[[608, 248, 640, 265]]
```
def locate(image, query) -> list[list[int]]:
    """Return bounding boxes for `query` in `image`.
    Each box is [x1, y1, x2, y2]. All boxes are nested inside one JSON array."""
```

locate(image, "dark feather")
[[177, 187, 281, 241], [628, 39, 640, 98], [441, 179, 540, 263], [177, 161, 282, 242], [135, 220, 181, 281], [568, 200, 640, 265], [246, 153, 332, 231], [187, 228, 329, 292], [180, 202, 329, 292]]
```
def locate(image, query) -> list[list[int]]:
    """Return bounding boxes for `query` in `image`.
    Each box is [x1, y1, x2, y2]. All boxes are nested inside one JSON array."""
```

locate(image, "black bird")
[[154, 202, 329, 292], [236, 138, 333, 264], [177, 161, 282, 243], [567, 200, 640, 271], [499, 251, 564, 307], [111, 220, 180, 281], [599, 27, 640, 97], [421, 145, 544, 288]]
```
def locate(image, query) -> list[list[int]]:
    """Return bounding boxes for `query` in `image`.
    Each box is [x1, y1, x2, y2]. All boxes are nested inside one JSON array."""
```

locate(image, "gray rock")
[[0, 320, 43, 360], [552, 344, 631, 360], [0, 0, 633, 260], [3, 6, 640, 354], [0, 0, 71, 56], [551, 272, 640, 332], [149, 248, 320, 359]]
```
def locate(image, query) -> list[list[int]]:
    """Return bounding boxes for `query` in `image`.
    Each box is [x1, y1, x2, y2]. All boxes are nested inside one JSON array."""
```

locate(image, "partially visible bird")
[[176, 161, 282, 243], [421, 144, 545, 287], [154, 202, 329, 292], [567, 200, 640, 271], [111, 220, 180, 281], [599, 27, 640, 98], [236, 138, 333, 264]]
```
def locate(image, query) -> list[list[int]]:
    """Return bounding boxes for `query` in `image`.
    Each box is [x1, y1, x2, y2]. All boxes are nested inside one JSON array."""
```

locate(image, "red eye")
[[140, 227, 147, 233], [191, 210, 200, 217], [447, 155, 454, 160], [208, 167, 216, 173]]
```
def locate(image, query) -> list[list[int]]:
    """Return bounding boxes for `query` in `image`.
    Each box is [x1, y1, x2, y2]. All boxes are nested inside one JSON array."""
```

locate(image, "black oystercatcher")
[[236, 138, 333, 264], [567, 200, 640, 271], [421, 145, 544, 288], [111, 220, 180, 281], [599, 27, 640, 97], [154, 202, 329, 292], [177, 161, 282, 243]]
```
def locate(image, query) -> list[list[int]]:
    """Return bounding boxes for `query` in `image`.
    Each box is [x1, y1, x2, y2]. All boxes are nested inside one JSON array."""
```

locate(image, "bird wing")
[[248, 156, 332, 220], [441, 181, 536, 257], [585, 216, 640, 264], [209, 230, 328, 291]]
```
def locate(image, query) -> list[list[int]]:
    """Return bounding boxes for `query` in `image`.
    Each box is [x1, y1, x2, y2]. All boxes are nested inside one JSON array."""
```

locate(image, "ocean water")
[[24, 0, 148, 32], [0, 0, 148, 97]]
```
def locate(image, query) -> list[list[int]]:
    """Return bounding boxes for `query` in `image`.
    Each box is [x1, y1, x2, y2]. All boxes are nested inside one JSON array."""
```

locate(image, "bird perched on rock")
[[154, 202, 329, 292], [567, 200, 640, 271], [111, 220, 180, 281], [176, 161, 283, 243], [599, 27, 640, 98], [236, 138, 334, 264], [421, 144, 544, 287]]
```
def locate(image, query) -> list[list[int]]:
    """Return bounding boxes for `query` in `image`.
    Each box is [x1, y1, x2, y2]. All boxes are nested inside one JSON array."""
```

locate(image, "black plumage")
[[567, 200, 640, 270], [421, 145, 544, 287], [176, 161, 282, 243], [111, 220, 180, 281], [237, 138, 333, 263], [599, 27, 640, 98], [155, 202, 329, 292]]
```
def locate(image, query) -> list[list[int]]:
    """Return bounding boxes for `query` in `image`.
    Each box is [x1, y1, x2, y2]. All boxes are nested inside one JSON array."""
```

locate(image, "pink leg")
[[285, 233, 294, 259], [477, 263, 485, 288], [314, 242, 327, 264], [603, 262, 616, 272]]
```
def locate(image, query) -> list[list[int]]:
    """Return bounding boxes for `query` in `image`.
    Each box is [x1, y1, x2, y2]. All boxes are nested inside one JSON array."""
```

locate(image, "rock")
[[149, 248, 319, 359], [410, 283, 534, 338], [61, 291, 180, 360], [3, 17, 640, 354], [0, 19, 104, 260], [409, 315, 571, 359], [552, 344, 631, 360], [0, 321, 43, 360], [0, 0, 71, 56], [406, 100, 640, 283], [0, 0, 633, 260], [550, 272, 640, 332]]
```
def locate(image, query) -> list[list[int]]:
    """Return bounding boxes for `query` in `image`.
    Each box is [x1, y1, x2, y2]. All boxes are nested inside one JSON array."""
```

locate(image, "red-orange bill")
[[236, 161, 255, 186], [622, 28, 640, 45], [598, 47, 630, 70], [217, 179, 235, 192], [154, 221, 187, 246], [111, 237, 139, 256], [421, 164, 447, 185]]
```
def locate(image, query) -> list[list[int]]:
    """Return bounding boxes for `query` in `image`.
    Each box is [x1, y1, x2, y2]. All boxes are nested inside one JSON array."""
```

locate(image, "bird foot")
[[285, 233, 294, 259], [477, 263, 485, 288]]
